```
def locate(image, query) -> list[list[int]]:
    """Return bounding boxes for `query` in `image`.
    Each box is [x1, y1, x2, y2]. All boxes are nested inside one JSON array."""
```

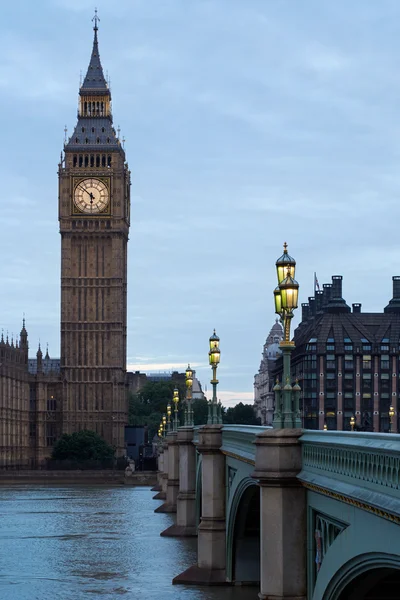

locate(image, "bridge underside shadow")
[[229, 482, 260, 585], [338, 567, 400, 600]]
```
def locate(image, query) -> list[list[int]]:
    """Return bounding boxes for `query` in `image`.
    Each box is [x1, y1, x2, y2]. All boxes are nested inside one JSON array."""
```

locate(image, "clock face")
[[74, 178, 109, 214]]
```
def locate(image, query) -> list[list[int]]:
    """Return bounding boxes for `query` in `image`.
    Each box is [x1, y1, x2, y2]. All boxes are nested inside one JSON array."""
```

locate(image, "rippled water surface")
[[0, 485, 258, 600]]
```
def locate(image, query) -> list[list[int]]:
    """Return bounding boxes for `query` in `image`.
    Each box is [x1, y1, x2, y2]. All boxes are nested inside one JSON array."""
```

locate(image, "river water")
[[0, 485, 258, 600]]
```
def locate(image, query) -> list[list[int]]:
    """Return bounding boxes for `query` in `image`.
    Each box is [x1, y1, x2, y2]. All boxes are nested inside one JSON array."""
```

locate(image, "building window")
[[344, 393, 354, 410], [344, 355, 353, 369], [381, 373, 390, 394], [326, 354, 335, 370], [326, 345, 335, 351], [362, 355, 371, 369], [47, 396, 57, 411], [362, 373, 372, 393], [381, 345, 389, 352], [29, 422, 36, 438], [381, 355, 390, 370]]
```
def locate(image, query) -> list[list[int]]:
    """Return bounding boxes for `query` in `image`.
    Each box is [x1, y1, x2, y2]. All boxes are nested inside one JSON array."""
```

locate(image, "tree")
[[128, 379, 187, 440], [223, 402, 261, 426], [192, 397, 210, 426], [51, 430, 115, 461]]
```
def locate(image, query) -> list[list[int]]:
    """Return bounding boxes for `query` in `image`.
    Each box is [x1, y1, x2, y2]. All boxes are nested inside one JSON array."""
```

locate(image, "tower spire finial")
[[92, 7, 100, 32]]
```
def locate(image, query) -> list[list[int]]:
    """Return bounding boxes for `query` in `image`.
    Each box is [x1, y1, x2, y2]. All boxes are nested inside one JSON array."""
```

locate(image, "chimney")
[[352, 303, 361, 313], [322, 284, 332, 309], [384, 276, 400, 313], [302, 303, 310, 321], [327, 275, 351, 313], [315, 290, 324, 313], [308, 297, 316, 317], [332, 275, 342, 299]]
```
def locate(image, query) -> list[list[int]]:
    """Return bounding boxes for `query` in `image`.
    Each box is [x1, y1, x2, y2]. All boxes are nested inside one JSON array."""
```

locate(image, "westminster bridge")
[[153, 425, 400, 600]]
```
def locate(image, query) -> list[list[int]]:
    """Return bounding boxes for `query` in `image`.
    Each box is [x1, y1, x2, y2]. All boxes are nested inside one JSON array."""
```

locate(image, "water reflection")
[[0, 485, 258, 600]]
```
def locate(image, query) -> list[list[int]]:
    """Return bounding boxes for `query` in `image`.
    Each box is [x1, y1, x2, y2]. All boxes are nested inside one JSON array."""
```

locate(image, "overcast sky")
[[1, 1, 400, 405]]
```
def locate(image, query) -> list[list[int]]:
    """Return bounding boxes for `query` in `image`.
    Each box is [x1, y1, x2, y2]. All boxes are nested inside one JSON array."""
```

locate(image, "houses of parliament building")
[[1, 18, 130, 468]]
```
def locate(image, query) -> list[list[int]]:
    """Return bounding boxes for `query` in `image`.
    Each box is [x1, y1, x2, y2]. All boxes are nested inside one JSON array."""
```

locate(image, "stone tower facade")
[[58, 20, 130, 454]]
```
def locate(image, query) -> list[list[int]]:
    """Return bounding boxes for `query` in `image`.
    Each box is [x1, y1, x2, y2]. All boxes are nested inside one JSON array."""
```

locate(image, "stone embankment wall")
[[0, 470, 157, 486]]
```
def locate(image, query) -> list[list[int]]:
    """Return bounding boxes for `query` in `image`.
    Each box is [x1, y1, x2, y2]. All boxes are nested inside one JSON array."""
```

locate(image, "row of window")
[[75, 137, 112, 144], [73, 154, 112, 168]]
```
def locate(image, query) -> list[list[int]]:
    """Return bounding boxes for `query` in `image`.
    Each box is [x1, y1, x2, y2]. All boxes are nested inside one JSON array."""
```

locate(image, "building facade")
[[58, 19, 130, 455], [273, 275, 400, 432], [0, 20, 130, 468], [254, 319, 283, 425]]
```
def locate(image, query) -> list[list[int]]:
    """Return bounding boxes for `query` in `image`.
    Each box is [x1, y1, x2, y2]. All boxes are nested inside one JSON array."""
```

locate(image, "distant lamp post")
[[323, 423, 328, 431], [166, 403, 172, 433], [185, 364, 194, 426], [208, 330, 222, 424], [272, 243, 301, 429], [173, 387, 180, 431], [162, 414, 167, 437], [350, 415, 355, 432], [389, 405, 395, 433]]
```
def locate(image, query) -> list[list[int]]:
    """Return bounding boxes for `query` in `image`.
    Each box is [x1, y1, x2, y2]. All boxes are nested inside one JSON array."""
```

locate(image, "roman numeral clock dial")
[[74, 178, 109, 214]]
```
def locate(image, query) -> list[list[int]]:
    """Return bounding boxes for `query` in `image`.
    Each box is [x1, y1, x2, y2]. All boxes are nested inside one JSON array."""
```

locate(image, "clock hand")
[[77, 185, 93, 200]]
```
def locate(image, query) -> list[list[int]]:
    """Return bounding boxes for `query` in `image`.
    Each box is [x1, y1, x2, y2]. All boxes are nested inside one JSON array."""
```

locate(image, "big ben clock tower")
[[59, 15, 130, 455]]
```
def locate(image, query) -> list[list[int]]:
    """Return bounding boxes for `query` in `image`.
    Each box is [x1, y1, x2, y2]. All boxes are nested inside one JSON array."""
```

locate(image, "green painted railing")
[[299, 431, 400, 518], [221, 425, 270, 464]]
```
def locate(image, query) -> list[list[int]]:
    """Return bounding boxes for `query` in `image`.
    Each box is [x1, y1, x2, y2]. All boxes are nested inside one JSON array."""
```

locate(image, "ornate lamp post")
[[167, 403, 172, 433], [350, 415, 355, 432], [172, 387, 180, 431], [323, 423, 328, 431], [162, 414, 167, 437], [185, 364, 194, 426], [273, 243, 301, 429], [389, 405, 395, 433], [208, 330, 222, 424]]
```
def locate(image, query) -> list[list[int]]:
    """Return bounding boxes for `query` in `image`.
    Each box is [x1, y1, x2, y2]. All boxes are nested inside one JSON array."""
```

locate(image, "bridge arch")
[[323, 553, 400, 600], [226, 477, 260, 584]]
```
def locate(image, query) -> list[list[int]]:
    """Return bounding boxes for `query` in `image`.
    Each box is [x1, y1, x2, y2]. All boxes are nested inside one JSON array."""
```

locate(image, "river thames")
[[0, 485, 258, 600]]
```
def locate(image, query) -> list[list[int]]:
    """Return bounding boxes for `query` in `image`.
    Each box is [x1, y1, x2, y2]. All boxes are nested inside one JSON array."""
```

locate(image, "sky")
[[1, 1, 400, 406]]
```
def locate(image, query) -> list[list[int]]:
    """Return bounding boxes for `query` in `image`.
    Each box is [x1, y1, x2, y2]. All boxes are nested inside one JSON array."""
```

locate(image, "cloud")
[[127, 362, 201, 372], [216, 391, 254, 407]]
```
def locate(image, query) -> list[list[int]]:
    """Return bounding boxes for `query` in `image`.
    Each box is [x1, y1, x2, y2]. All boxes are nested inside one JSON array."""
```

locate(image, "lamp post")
[[273, 243, 301, 429], [350, 415, 355, 432], [389, 405, 395, 433], [173, 387, 180, 431], [162, 414, 167, 438], [323, 423, 328, 431], [167, 403, 172, 433], [185, 364, 194, 426], [208, 330, 222, 424]]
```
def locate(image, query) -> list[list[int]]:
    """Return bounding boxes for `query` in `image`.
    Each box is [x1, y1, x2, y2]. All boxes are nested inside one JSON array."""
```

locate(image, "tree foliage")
[[128, 379, 187, 440], [51, 430, 115, 461], [223, 402, 261, 426]]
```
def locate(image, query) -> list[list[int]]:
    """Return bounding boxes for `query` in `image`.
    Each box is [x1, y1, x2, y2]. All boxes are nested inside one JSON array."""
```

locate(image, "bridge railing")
[[298, 430, 400, 518], [192, 424, 269, 464], [221, 425, 270, 464]]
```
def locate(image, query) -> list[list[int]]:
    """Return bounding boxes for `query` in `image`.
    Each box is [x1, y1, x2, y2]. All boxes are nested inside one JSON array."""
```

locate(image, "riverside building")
[[273, 275, 400, 432]]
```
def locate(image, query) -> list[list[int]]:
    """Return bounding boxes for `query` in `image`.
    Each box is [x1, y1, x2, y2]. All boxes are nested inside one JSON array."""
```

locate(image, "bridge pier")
[[151, 448, 163, 492], [153, 440, 167, 501], [155, 431, 178, 513], [173, 424, 226, 585], [161, 426, 197, 537], [253, 428, 306, 600]]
